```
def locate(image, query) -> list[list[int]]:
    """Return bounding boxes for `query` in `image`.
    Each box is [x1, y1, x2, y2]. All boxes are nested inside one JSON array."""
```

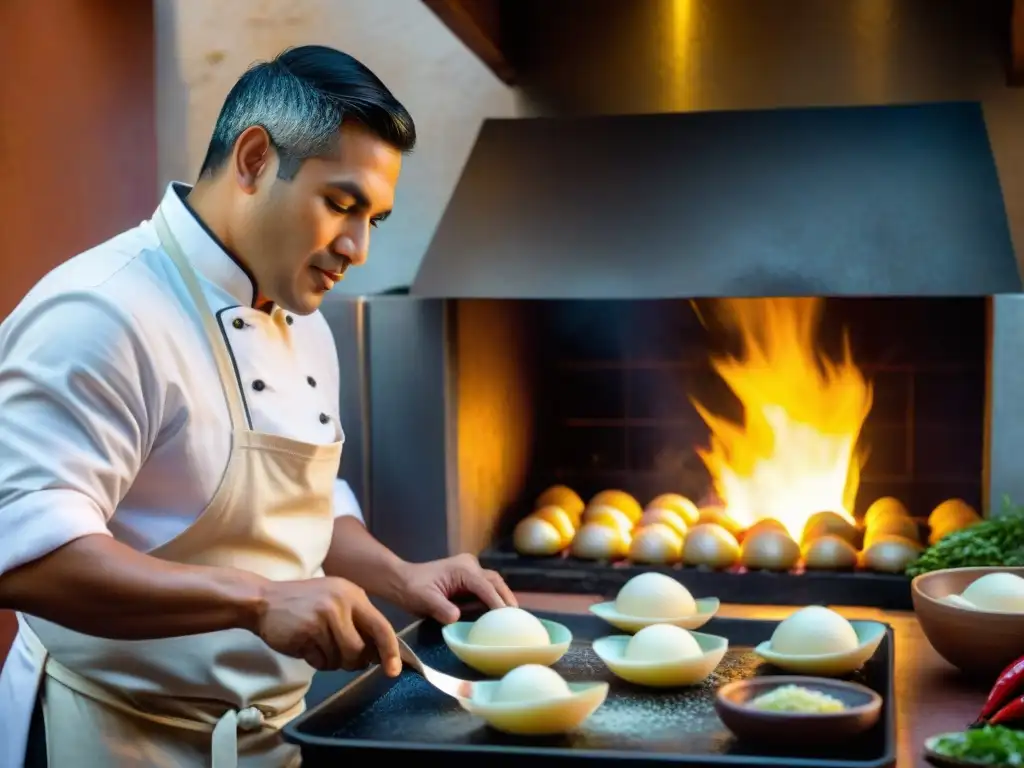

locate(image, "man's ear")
[[232, 126, 273, 193]]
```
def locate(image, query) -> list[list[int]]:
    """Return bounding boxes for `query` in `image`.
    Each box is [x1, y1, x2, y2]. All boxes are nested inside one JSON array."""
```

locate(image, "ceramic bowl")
[[459, 681, 609, 735], [753, 620, 886, 677], [912, 566, 1024, 677], [441, 618, 572, 677], [592, 630, 728, 687], [589, 597, 720, 633], [715, 676, 883, 747]]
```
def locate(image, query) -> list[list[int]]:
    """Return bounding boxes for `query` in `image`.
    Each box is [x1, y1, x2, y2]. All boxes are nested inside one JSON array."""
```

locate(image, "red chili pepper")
[[989, 695, 1024, 727], [973, 656, 1024, 726]]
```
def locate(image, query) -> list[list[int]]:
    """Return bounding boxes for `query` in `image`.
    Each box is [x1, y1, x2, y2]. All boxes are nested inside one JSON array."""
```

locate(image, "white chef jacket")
[[0, 182, 364, 768]]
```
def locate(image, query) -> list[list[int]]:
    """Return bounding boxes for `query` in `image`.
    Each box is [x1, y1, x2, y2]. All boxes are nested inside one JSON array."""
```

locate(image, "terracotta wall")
[[0, 0, 156, 667]]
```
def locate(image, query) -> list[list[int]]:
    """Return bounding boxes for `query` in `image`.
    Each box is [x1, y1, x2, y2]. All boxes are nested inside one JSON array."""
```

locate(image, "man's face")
[[237, 122, 402, 314]]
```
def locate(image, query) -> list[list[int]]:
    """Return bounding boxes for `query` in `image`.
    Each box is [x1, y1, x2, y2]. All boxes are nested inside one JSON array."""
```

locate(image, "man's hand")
[[256, 577, 402, 677], [395, 554, 517, 624]]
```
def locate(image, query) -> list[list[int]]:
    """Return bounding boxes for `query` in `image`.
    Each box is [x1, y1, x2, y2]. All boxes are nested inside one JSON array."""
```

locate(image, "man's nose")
[[333, 228, 369, 267]]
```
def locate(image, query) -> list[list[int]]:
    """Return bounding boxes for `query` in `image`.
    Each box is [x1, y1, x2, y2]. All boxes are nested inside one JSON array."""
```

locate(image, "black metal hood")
[[410, 102, 1021, 298]]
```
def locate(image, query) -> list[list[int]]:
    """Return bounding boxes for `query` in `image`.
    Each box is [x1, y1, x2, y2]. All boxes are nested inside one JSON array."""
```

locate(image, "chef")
[[0, 44, 515, 768]]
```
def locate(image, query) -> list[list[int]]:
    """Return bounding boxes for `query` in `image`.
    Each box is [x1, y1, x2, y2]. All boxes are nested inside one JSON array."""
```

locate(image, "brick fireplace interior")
[[535, 297, 984, 522], [448, 296, 988, 606]]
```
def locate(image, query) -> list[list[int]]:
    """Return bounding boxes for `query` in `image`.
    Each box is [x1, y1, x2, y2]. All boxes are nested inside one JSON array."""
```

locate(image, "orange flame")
[[690, 298, 873, 541]]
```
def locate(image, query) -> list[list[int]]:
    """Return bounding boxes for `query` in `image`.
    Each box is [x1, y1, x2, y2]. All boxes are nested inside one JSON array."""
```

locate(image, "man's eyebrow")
[[326, 181, 392, 220], [326, 181, 370, 208]]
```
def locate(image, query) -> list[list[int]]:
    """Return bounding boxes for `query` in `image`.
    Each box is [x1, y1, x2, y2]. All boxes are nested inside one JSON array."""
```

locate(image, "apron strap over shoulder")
[[152, 209, 249, 432]]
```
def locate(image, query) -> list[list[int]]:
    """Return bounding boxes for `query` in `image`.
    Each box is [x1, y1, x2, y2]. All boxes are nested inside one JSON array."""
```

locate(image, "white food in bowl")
[[754, 607, 886, 677], [625, 623, 703, 662], [442, 609, 573, 676], [460, 664, 608, 735], [960, 572, 1024, 613], [491, 664, 571, 704], [769, 606, 859, 656], [593, 626, 728, 687], [467, 607, 550, 647], [615, 572, 696, 618], [590, 572, 719, 632]]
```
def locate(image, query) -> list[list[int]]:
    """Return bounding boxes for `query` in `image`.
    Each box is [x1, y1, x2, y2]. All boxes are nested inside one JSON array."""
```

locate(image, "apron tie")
[[212, 706, 265, 768], [27, 621, 306, 768]]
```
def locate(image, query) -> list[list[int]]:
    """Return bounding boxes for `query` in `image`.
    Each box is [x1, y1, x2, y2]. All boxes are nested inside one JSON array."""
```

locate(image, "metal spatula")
[[398, 637, 476, 701]]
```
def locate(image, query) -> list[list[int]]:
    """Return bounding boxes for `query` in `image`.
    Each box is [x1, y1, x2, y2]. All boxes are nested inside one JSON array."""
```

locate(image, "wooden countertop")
[[516, 592, 988, 768]]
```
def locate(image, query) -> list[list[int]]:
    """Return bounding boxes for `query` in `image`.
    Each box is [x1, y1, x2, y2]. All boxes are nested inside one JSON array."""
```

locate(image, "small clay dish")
[[715, 676, 883, 747]]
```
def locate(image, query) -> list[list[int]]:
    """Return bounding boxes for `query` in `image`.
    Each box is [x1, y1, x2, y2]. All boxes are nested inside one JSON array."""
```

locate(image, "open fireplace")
[[453, 295, 988, 609], [324, 102, 1023, 612]]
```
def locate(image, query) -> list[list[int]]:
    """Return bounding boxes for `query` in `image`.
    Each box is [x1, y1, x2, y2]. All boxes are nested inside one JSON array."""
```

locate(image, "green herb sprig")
[[932, 725, 1024, 765], [905, 496, 1024, 578]]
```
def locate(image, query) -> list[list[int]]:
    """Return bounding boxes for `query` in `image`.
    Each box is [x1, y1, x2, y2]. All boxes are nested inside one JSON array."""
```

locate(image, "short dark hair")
[[197, 45, 416, 180]]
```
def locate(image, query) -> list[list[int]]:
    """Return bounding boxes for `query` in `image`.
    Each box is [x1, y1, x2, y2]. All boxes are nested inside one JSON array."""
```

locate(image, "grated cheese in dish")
[[749, 684, 847, 714]]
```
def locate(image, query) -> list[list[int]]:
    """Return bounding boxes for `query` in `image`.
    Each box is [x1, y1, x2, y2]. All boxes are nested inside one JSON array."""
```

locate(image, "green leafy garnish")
[[905, 496, 1024, 578], [932, 725, 1024, 765]]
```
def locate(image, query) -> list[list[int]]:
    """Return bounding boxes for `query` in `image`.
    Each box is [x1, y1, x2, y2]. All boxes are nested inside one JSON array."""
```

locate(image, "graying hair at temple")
[[197, 44, 416, 181]]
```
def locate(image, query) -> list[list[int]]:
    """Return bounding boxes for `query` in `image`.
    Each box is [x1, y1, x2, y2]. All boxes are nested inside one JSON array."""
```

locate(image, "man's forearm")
[[323, 517, 410, 606], [0, 534, 268, 639]]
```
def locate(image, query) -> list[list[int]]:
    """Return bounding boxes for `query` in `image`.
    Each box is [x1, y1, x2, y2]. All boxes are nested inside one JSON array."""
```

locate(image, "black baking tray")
[[284, 609, 896, 768]]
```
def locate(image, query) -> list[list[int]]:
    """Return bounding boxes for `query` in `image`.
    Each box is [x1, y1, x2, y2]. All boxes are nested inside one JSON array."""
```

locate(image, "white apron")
[[17, 206, 342, 768]]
